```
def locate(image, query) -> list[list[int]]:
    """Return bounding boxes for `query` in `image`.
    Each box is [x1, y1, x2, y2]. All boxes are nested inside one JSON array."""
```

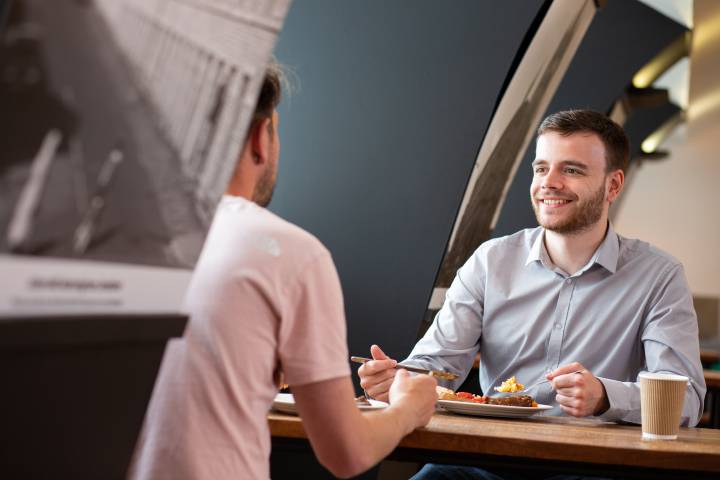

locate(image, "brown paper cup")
[[639, 372, 688, 440]]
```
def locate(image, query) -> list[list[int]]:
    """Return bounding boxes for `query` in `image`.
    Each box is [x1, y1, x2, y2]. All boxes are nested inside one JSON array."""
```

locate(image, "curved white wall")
[[614, 0, 720, 298]]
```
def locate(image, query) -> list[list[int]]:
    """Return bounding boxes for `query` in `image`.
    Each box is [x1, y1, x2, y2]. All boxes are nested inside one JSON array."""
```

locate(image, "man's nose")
[[541, 168, 562, 190]]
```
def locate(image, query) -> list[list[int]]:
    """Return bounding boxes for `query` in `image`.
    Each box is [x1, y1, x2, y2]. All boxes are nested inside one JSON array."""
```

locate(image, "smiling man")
[[358, 110, 706, 479]]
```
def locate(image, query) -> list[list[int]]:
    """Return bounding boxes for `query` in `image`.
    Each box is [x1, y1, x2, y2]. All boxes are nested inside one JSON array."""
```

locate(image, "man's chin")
[[536, 215, 574, 233], [257, 192, 274, 208], [253, 177, 276, 207], [535, 212, 564, 229], [540, 218, 599, 235]]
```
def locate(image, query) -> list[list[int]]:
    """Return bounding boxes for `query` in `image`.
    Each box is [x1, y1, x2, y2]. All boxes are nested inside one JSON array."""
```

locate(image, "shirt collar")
[[525, 223, 620, 274], [526, 229, 545, 266], [593, 222, 620, 273]]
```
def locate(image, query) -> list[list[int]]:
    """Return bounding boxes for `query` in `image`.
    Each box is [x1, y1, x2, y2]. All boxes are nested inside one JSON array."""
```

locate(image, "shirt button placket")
[[545, 277, 573, 372]]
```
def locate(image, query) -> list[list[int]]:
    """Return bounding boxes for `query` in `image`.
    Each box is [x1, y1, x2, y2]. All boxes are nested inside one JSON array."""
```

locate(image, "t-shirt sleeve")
[[277, 250, 351, 386]]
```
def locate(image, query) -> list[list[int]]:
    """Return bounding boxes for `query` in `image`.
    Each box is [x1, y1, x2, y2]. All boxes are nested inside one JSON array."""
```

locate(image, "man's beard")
[[533, 182, 606, 234], [253, 164, 277, 207]]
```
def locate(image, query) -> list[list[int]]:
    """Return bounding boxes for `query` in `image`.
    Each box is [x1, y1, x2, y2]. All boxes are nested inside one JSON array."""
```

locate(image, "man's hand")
[[358, 344, 398, 402], [387, 368, 437, 432], [547, 362, 609, 417]]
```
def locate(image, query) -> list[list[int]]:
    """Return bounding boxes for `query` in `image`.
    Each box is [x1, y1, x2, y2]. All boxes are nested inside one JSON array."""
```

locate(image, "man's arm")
[[292, 370, 436, 478], [358, 255, 487, 401], [599, 264, 705, 425], [404, 266, 485, 384], [550, 265, 705, 424]]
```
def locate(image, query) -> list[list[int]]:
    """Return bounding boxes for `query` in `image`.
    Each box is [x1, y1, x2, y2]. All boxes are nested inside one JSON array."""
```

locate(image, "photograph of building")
[[0, 0, 289, 268]]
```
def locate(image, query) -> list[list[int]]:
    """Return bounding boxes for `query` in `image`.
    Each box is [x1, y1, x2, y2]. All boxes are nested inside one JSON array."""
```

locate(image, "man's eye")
[[565, 168, 579, 174], [534, 167, 546, 174]]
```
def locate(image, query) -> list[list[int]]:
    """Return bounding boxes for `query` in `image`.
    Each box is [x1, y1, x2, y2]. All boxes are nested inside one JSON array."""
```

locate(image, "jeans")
[[410, 463, 616, 480]]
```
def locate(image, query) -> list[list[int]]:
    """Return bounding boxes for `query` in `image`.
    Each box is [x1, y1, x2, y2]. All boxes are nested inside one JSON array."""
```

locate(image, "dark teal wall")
[[270, 0, 545, 366]]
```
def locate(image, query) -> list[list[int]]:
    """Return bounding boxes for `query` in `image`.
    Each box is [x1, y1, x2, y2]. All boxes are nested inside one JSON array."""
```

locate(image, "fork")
[[492, 370, 584, 396]]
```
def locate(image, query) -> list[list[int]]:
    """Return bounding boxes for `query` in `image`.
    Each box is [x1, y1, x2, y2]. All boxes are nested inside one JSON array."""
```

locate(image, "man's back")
[[131, 196, 350, 479]]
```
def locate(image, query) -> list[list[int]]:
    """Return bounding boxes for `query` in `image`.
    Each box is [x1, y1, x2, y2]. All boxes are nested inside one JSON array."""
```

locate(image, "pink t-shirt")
[[131, 196, 351, 480]]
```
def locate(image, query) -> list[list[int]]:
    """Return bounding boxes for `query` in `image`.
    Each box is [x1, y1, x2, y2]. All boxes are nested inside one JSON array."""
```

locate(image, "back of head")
[[537, 109, 630, 173], [251, 61, 283, 131]]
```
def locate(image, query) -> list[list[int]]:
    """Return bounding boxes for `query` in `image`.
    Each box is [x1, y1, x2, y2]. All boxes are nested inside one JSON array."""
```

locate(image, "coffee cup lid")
[[639, 372, 689, 382]]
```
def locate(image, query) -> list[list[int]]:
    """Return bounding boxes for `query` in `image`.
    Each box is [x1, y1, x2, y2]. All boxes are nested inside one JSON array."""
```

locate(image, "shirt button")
[[554, 323, 562, 329], [566, 278, 572, 284]]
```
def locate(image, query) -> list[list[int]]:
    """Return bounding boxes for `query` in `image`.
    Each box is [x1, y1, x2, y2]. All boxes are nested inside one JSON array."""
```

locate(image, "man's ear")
[[606, 169, 625, 203], [250, 117, 273, 166]]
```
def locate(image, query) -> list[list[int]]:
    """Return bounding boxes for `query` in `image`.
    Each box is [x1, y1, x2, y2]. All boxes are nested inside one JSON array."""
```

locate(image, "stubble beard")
[[253, 163, 277, 208], [533, 182, 606, 234]]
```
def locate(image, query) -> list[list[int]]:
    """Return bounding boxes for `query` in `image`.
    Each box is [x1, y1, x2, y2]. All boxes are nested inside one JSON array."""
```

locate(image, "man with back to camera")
[[130, 63, 438, 480], [358, 109, 706, 479]]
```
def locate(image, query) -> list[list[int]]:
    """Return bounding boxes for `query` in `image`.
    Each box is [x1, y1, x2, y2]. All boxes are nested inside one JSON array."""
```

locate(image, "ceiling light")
[[640, 111, 684, 154], [632, 31, 691, 89]]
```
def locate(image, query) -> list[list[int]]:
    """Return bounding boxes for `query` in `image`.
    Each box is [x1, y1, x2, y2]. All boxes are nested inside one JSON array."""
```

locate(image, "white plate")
[[437, 399, 552, 418], [271, 393, 388, 415]]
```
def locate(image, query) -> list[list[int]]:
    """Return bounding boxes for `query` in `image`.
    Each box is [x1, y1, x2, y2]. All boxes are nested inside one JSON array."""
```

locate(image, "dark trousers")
[[410, 463, 616, 480]]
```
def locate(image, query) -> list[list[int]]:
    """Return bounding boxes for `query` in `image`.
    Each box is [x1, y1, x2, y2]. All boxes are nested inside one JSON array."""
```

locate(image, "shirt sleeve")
[[277, 250, 351, 387], [405, 249, 486, 390], [598, 263, 706, 426]]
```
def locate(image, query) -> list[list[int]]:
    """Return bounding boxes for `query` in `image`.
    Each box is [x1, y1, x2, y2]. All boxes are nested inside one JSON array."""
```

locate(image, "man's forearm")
[[597, 377, 702, 426], [293, 376, 432, 478]]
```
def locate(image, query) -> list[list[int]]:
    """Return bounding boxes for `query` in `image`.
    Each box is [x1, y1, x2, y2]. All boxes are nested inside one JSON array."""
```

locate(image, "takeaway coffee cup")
[[639, 372, 688, 440]]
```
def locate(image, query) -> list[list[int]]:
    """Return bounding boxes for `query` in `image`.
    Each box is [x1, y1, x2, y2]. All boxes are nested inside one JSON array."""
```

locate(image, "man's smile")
[[537, 197, 573, 208]]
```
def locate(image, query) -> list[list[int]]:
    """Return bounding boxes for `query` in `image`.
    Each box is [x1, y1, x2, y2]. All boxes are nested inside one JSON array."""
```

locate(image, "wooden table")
[[270, 411, 720, 478]]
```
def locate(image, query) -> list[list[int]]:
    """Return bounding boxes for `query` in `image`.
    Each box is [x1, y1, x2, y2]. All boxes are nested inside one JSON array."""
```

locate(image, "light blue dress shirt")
[[407, 224, 705, 426]]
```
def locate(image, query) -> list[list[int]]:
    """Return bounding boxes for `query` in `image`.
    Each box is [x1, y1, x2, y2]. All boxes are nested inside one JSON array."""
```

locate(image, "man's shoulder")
[[616, 234, 682, 272], [215, 197, 330, 263], [477, 227, 540, 255], [257, 208, 330, 259], [459, 228, 539, 274]]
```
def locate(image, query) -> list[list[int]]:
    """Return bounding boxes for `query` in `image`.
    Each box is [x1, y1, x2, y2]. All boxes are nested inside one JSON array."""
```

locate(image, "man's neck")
[[543, 220, 609, 276]]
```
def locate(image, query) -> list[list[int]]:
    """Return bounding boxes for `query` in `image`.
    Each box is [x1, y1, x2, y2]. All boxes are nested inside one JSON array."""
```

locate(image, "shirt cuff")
[[595, 377, 635, 423]]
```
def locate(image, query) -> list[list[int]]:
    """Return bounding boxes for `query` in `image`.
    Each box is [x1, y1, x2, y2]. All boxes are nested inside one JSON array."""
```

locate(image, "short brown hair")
[[252, 61, 283, 125], [537, 109, 630, 173]]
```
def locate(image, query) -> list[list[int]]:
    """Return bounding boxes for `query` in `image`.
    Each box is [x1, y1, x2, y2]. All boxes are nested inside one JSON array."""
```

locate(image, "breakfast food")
[[436, 386, 457, 400], [436, 385, 538, 407], [494, 376, 524, 393], [486, 395, 534, 407]]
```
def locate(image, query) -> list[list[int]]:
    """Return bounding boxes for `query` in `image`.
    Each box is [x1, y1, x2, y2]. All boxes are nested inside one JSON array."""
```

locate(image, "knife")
[[350, 356, 459, 380]]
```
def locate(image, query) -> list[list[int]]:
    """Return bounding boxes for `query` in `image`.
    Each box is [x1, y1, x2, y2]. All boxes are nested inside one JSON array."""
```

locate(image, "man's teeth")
[[542, 199, 569, 205]]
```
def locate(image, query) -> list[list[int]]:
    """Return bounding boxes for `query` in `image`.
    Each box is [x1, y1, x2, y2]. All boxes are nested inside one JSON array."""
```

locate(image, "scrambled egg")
[[494, 376, 525, 393]]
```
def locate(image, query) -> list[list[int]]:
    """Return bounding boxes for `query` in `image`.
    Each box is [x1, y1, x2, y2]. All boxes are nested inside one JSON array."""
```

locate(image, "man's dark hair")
[[252, 61, 283, 129], [537, 109, 630, 173]]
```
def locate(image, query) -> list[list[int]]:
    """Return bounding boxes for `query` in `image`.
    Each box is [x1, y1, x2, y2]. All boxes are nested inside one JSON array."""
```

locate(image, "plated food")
[[271, 393, 387, 415], [436, 382, 551, 418], [494, 376, 524, 393], [436, 386, 537, 407]]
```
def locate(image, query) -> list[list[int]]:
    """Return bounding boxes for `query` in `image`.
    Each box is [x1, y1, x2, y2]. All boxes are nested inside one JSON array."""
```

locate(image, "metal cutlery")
[[350, 356, 459, 380]]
